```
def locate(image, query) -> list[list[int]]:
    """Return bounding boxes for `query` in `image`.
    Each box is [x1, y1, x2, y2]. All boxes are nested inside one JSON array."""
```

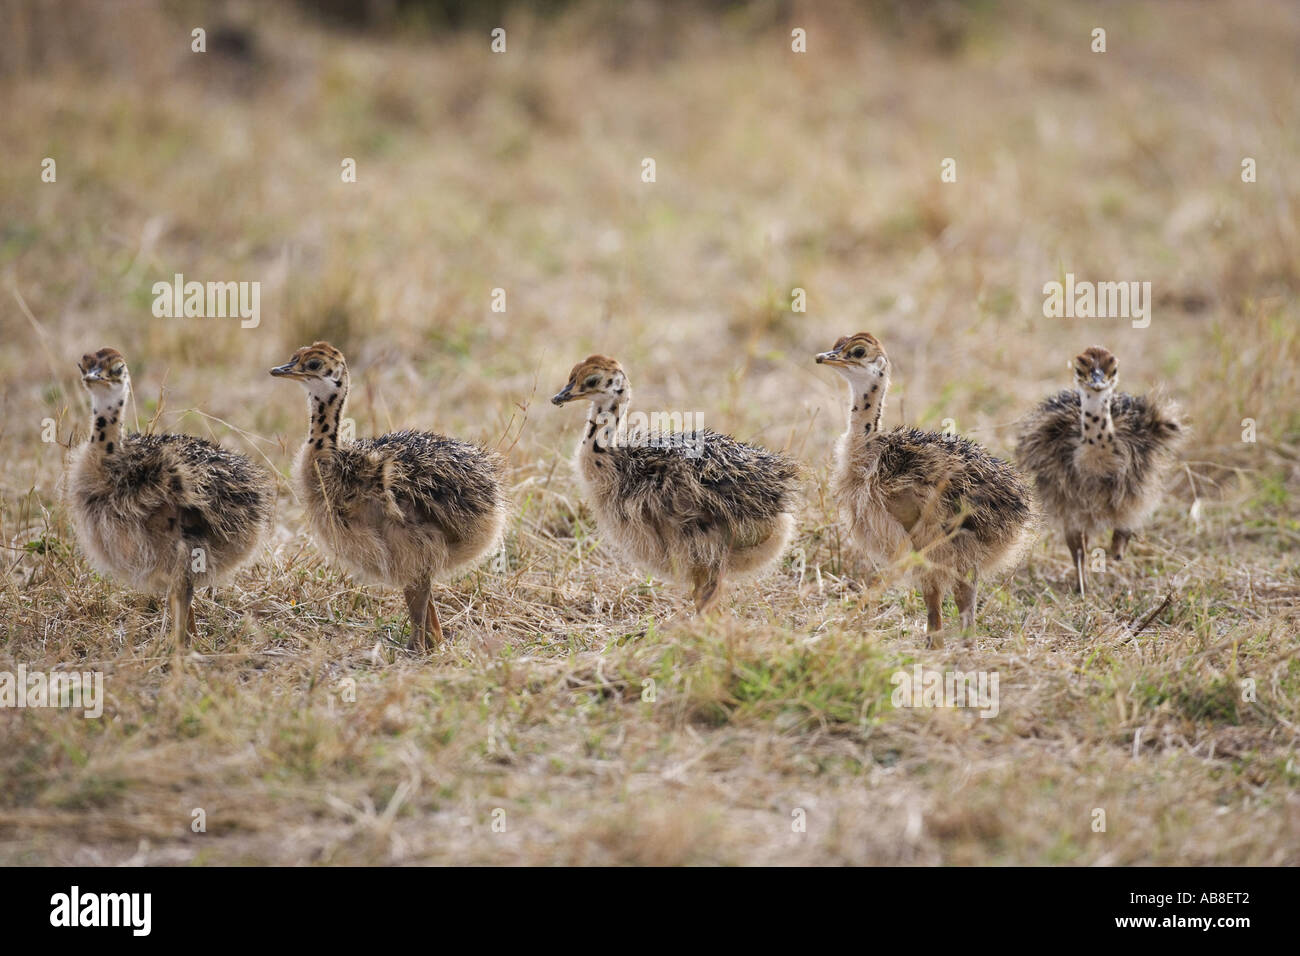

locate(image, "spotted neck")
[[88, 385, 127, 458], [844, 375, 887, 449], [1077, 386, 1116, 451], [304, 376, 348, 456], [579, 386, 631, 458]]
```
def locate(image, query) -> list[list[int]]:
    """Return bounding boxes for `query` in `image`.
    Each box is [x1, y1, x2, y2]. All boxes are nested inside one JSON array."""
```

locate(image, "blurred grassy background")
[[0, 0, 1297, 864]]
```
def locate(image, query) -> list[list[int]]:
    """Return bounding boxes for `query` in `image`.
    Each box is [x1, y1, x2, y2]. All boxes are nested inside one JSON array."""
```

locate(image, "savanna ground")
[[1, 0, 1298, 865]]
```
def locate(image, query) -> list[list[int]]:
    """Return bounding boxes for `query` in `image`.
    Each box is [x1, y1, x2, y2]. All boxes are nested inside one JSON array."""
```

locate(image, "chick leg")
[[1065, 528, 1086, 596], [923, 578, 944, 648], [1110, 529, 1132, 562], [168, 576, 195, 645], [403, 579, 432, 651], [690, 566, 704, 607], [426, 598, 445, 645], [954, 573, 978, 632], [692, 565, 725, 615]]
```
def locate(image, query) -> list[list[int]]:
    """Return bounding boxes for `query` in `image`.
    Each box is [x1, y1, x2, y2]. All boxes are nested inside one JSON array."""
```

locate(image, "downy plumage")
[[1015, 345, 1184, 593], [66, 348, 274, 641], [816, 333, 1034, 645], [271, 342, 506, 648], [551, 355, 799, 613]]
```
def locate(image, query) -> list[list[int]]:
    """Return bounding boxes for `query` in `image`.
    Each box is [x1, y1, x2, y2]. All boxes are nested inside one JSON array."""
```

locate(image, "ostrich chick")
[[66, 348, 274, 642], [271, 342, 506, 649], [1015, 345, 1184, 594], [816, 333, 1033, 645], [551, 355, 799, 613]]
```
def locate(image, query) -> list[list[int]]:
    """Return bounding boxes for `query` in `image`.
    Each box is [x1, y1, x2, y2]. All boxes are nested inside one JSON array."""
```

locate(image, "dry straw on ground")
[[1, 0, 1297, 864]]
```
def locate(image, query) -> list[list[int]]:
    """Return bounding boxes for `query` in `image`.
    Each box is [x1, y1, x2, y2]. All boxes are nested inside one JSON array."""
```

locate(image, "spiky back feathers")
[[86, 432, 273, 545], [874, 427, 1032, 539], [600, 429, 799, 533], [1016, 390, 1183, 512], [315, 429, 504, 536]]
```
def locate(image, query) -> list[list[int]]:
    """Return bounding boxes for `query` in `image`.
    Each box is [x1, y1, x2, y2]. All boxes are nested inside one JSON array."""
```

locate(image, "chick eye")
[[306, 359, 322, 371], [583, 375, 601, 388], [109, 364, 124, 376], [851, 347, 866, 358]]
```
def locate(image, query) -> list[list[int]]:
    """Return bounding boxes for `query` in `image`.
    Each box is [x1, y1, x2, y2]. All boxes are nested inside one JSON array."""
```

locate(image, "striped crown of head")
[[271, 341, 348, 381], [79, 347, 129, 385], [1074, 346, 1118, 390], [817, 333, 889, 370], [552, 355, 625, 405]]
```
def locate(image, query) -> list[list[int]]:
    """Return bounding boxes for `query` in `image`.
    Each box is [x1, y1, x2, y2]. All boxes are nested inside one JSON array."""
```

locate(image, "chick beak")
[[81, 368, 101, 383], [816, 350, 845, 366], [270, 361, 298, 378], [1088, 369, 1108, 389], [551, 384, 574, 406]]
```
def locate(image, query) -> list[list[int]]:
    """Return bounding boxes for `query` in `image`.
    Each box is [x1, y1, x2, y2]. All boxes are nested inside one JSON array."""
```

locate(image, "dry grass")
[[1, 0, 1298, 865]]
